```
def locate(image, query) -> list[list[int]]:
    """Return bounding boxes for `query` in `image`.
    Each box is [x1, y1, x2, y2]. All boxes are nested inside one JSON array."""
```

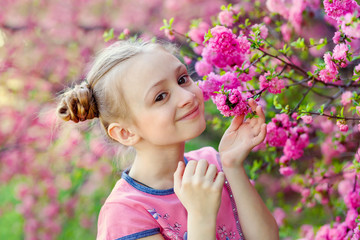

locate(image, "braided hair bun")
[[57, 81, 99, 123]]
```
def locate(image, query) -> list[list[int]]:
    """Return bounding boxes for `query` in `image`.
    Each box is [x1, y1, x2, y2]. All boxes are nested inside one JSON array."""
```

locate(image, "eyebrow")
[[144, 64, 186, 100]]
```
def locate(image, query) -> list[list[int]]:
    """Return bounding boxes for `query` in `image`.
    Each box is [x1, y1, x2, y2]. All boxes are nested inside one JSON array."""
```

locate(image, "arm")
[[173, 159, 225, 240], [219, 98, 279, 240]]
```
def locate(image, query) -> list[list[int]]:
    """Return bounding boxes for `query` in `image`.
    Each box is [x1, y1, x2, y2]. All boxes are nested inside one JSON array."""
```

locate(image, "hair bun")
[[57, 81, 99, 123]]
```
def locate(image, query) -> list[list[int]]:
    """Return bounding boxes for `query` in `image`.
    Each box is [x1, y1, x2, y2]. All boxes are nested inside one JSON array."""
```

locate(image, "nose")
[[176, 88, 196, 108]]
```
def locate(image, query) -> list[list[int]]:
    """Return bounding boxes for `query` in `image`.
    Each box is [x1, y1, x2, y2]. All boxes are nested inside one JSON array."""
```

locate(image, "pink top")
[[96, 147, 244, 240]]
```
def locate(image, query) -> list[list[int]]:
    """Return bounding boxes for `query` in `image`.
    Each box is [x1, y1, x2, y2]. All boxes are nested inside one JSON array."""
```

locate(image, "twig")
[[297, 111, 360, 121], [289, 81, 317, 115]]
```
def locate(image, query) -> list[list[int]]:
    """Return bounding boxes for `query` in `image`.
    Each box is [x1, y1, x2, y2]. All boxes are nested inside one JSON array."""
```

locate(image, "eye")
[[155, 92, 167, 102], [178, 75, 189, 85]]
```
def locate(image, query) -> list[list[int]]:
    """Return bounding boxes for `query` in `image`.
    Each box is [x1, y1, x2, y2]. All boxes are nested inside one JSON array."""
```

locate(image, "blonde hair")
[[56, 40, 177, 142]]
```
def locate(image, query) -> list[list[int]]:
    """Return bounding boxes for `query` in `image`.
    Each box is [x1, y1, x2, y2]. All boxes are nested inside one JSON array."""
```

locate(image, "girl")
[[57, 40, 279, 240]]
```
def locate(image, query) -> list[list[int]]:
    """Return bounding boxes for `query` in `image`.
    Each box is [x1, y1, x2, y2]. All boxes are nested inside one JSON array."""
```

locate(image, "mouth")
[[178, 105, 200, 121]]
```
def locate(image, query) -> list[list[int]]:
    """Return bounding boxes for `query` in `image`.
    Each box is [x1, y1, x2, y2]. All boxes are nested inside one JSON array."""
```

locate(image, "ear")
[[108, 123, 140, 146]]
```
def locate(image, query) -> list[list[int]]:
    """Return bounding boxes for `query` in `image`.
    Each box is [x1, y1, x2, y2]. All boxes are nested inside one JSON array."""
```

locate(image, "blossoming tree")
[[157, 0, 360, 239], [1, 0, 360, 239]]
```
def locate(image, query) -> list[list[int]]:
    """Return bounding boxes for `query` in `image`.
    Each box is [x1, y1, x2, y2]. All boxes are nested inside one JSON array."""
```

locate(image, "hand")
[[219, 98, 267, 168], [174, 159, 225, 218]]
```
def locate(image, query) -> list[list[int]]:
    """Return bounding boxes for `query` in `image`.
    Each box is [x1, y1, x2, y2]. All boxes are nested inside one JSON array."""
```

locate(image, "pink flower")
[[300, 225, 314, 239], [289, 0, 306, 33], [279, 155, 290, 164], [279, 166, 295, 176], [123, 28, 130, 35], [315, 224, 330, 240], [212, 88, 249, 117], [202, 26, 250, 68], [356, 148, 360, 162], [266, 122, 288, 147], [218, 10, 234, 26], [341, 91, 353, 106], [338, 179, 353, 197], [281, 24, 292, 42], [336, 121, 349, 132], [219, 72, 242, 90], [352, 223, 360, 239], [344, 189, 360, 209], [320, 119, 335, 133], [341, 13, 360, 38], [346, 209, 359, 229], [188, 21, 210, 45], [319, 68, 337, 83], [272, 208, 286, 227], [263, 16, 271, 24], [323, 0, 359, 20], [324, 52, 337, 73], [164, 29, 175, 41], [195, 60, 213, 76], [321, 137, 346, 163], [333, 43, 349, 67], [301, 115, 313, 124], [183, 56, 192, 65], [301, 188, 311, 198], [332, 31, 341, 44], [329, 223, 347, 240], [259, 72, 285, 94], [266, 0, 289, 19], [251, 24, 269, 39], [284, 136, 308, 160], [275, 113, 292, 128], [197, 72, 221, 101]]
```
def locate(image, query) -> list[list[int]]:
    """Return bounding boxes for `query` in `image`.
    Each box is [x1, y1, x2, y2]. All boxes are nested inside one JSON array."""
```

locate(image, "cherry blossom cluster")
[[202, 26, 251, 69], [265, 113, 310, 176]]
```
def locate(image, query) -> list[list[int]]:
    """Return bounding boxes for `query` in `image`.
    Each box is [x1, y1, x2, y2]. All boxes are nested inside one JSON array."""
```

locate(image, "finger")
[[252, 122, 261, 134], [194, 159, 208, 177], [249, 115, 259, 127], [248, 98, 257, 112], [183, 160, 197, 179], [227, 114, 245, 132], [256, 105, 266, 124], [204, 164, 218, 181], [254, 123, 267, 144], [174, 161, 185, 192], [213, 172, 225, 190]]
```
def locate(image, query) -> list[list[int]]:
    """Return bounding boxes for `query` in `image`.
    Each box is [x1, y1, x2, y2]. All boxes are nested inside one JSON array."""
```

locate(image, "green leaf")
[[290, 38, 305, 49], [118, 32, 125, 40], [352, 55, 360, 61], [103, 28, 114, 42], [316, 38, 328, 50], [318, 104, 325, 115], [245, 18, 251, 27], [273, 95, 283, 109], [203, 29, 213, 44], [309, 38, 315, 45]]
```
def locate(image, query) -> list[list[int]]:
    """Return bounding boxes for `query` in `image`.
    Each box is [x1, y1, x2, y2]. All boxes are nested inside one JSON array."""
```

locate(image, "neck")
[[128, 142, 185, 190]]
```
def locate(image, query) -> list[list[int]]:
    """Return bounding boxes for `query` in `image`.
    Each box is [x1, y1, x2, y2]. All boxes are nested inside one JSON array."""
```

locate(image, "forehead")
[[119, 47, 182, 100]]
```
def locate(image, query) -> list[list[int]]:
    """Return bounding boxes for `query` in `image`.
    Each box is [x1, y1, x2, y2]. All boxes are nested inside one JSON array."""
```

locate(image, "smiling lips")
[[178, 105, 200, 121]]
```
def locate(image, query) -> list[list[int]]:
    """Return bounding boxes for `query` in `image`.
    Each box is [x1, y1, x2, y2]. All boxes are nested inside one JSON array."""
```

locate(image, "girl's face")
[[120, 47, 206, 146]]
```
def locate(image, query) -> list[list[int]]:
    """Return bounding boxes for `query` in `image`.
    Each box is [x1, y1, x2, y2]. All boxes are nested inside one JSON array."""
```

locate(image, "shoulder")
[[97, 180, 161, 240], [97, 201, 160, 240], [185, 146, 219, 165]]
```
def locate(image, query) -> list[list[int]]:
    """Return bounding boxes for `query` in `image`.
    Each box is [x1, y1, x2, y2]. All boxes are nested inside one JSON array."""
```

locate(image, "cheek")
[[192, 84, 204, 102]]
